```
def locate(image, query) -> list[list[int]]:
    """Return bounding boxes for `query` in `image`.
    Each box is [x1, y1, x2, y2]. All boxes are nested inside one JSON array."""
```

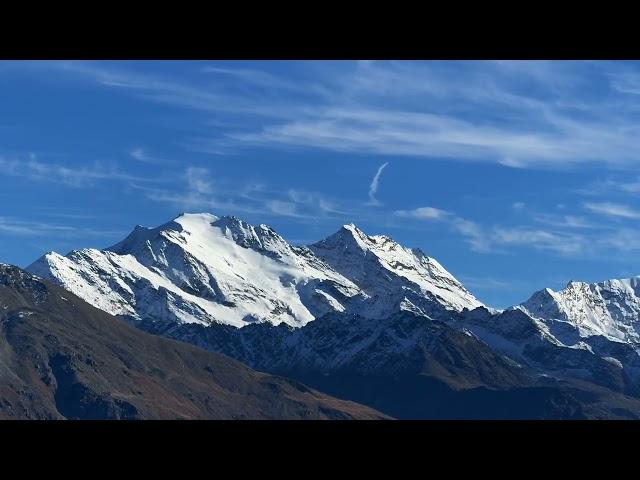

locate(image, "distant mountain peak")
[[329, 223, 371, 250], [26, 212, 484, 329], [520, 276, 640, 344], [310, 223, 483, 315]]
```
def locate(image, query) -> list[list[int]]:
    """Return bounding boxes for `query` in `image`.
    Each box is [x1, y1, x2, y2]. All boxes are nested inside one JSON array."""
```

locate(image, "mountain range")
[[0, 263, 385, 419], [13, 212, 640, 418]]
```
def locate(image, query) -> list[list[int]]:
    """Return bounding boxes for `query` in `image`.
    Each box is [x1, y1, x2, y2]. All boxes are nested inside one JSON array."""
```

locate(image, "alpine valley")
[[17, 212, 640, 419]]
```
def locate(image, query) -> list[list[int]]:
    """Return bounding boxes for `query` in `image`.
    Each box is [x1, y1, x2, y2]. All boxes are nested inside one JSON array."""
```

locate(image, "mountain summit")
[[309, 223, 482, 316], [27, 213, 479, 329], [520, 277, 640, 344]]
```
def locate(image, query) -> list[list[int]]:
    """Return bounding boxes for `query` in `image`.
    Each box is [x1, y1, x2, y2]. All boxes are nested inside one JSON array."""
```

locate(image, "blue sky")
[[2, 60, 640, 307]]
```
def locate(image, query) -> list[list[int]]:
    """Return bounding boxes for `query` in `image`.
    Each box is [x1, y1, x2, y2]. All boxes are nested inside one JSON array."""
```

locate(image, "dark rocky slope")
[[142, 311, 640, 419], [0, 264, 386, 420]]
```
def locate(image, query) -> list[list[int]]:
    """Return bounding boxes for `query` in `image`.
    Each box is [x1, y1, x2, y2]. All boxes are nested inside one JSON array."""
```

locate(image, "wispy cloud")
[[393, 204, 587, 256], [0, 155, 160, 188], [574, 177, 640, 196], [0, 217, 124, 238], [28, 60, 640, 170], [185, 167, 213, 195], [457, 275, 517, 291], [47, 61, 312, 120], [287, 190, 344, 215], [367, 162, 389, 206], [601, 228, 640, 252], [128, 148, 172, 166], [266, 200, 298, 217], [394, 206, 449, 220], [532, 213, 598, 229], [584, 202, 640, 219], [201, 66, 331, 98], [490, 227, 585, 256], [139, 167, 352, 222], [227, 61, 640, 169]]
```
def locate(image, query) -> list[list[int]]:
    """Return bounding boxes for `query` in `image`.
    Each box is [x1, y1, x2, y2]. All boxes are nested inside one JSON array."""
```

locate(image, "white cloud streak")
[[393, 205, 587, 256], [31, 60, 640, 170], [367, 162, 389, 205], [0, 155, 161, 188], [139, 167, 350, 221], [129, 148, 172, 166], [0, 217, 123, 238], [584, 202, 640, 219], [394, 206, 448, 220]]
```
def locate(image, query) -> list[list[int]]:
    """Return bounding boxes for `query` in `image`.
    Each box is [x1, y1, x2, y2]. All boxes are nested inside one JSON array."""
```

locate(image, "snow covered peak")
[[110, 212, 295, 261], [520, 276, 640, 344], [310, 225, 483, 315], [26, 212, 486, 330], [209, 216, 292, 258], [176, 211, 219, 224], [27, 213, 369, 328], [320, 223, 371, 252]]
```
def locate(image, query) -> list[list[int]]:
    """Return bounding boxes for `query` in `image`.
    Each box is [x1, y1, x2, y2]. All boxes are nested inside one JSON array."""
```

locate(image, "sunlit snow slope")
[[27, 213, 481, 328], [520, 278, 640, 345]]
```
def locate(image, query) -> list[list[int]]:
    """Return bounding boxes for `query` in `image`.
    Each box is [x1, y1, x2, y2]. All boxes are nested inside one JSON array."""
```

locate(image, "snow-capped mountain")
[[520, 278, 640, 345], [21, 212, 640, 417], [436, 277, 640, 392], [27, 212, 480, 328], [453, 306, 637, 393], [0, 263, 385, 420], [309, 224, 482, 319]]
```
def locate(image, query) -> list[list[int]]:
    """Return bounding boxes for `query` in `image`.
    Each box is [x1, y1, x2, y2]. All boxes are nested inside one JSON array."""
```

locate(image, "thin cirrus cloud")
[[29, 60, 640, 170], [266, 200, 298, 217], [532, 213, 598, 229], [584, 202, 640, 219], [128, 148, 173, 166], [392, 202, 640, 258], [220, 62, 640, 169], [46, 61, 313, 120], [138, 166, 350, 221], [457, 275, 518, 291], [0, 217, 124, 238], [393, 205, 587, 256], [0, 155, 162, 188], [573, 177, 640, 196]]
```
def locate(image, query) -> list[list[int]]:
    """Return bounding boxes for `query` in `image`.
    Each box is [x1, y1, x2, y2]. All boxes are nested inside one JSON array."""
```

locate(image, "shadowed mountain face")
[[0, 264, 386, 420], [141, 312, 640, 419]]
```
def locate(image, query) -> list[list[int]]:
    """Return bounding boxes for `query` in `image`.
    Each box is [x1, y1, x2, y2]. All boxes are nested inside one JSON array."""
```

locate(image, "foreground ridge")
[[0, 263, 386, 420]]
